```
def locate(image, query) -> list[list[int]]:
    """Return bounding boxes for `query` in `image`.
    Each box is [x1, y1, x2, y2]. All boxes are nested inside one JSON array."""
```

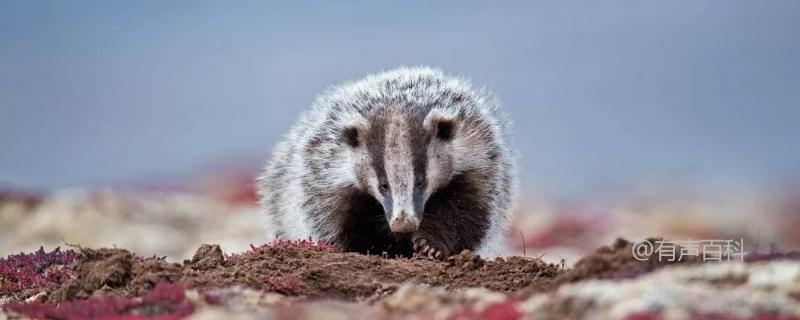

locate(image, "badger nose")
[[389, 211, 419, 233]]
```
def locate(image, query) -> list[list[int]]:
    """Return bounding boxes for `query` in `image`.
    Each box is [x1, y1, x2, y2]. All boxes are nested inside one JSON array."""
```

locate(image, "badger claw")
[[412, 234, 448, 261], [414, 238, 427, 252]]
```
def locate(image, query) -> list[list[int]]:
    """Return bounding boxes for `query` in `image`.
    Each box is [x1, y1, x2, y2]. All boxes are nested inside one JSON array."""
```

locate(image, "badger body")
[[257, 67, 517, 259]]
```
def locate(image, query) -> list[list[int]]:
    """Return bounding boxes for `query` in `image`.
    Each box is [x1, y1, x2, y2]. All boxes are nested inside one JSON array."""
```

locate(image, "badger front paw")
[[412, 233, 450, 261]]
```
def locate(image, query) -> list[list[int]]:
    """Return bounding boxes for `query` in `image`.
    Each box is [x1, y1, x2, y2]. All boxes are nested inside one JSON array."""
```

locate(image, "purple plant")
[[0, 247, 77, 295]]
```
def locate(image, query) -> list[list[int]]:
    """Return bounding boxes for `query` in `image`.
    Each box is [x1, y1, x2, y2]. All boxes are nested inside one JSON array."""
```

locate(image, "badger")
[[257, 67, 517, 259]]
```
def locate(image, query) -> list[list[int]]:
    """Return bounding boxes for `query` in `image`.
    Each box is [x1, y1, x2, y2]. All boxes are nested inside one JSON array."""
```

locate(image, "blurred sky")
[[1, 1, 799, 199]]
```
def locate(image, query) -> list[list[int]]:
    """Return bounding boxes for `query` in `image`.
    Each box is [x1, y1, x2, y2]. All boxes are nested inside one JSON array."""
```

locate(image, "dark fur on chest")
[[336, 190, 414, 257], [334, 172, 491, 257]]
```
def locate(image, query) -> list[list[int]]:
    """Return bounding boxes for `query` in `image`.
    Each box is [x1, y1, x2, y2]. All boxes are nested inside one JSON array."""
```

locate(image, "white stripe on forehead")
[[383, 108, 414, 188], [382, 107, 420, 220]]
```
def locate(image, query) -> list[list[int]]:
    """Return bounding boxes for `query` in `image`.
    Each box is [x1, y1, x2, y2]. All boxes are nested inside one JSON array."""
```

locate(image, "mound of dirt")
[[47, 241, 563, 302], [554, 238, 701, 284]]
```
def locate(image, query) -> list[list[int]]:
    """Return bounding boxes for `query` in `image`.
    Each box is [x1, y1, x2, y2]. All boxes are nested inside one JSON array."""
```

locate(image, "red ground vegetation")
[[5, 282, 193, 320], [0, 247, 76, 296]]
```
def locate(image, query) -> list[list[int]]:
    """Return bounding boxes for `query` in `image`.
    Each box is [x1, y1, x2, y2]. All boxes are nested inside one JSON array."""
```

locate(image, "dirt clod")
[[52, 248, 133, 301], [447, 250, 484, 271], [189, 244, 224, 270]]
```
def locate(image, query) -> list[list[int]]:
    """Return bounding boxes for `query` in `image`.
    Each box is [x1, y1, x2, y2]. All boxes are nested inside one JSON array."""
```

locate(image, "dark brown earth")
[[48, 242, 565, 302], [554, 238, 701, 284], [514, 238, 702, 297], [45, 238, 699, 303]]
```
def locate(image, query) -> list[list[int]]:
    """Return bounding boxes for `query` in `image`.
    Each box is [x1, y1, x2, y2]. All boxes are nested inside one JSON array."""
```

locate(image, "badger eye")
[[378, 182, 390, 194], [414, 180, 425, 190], [343, 127, 359, 147], [436, 120, 454, 141]]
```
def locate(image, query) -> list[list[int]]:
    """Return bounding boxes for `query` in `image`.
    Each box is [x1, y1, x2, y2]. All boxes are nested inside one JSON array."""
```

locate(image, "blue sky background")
[[1, 1, 799, 199]]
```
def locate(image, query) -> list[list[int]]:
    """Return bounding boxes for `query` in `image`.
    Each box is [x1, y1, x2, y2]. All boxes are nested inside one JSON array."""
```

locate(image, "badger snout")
[[388, 210, 419, 233]]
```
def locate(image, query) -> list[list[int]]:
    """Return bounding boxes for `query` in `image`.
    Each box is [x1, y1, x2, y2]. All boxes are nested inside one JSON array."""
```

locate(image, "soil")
[[512, 238, 701, 297], [47, 242, 565, 303], [553, 238, 701, 284], [1, 238, 734, 320], [35, 238, 700, 304]]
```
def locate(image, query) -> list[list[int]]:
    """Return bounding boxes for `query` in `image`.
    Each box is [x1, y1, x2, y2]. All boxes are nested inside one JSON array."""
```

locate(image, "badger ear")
[[425, 109, 458, 142], [341, 113, 367, 148], [436, 120, 455, 141], [342, 126, 360, 147]]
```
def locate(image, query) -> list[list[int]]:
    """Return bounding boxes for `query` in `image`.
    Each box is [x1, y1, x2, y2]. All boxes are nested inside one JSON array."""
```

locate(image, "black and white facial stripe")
[[348, 105, 456, 233]]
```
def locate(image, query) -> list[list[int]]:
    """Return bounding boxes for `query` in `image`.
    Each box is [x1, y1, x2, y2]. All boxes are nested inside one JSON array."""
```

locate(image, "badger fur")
[[257, 67, 517, 259]]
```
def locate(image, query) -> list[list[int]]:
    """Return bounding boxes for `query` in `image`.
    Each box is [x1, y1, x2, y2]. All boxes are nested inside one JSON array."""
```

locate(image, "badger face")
[[342, 105, 458, 234]]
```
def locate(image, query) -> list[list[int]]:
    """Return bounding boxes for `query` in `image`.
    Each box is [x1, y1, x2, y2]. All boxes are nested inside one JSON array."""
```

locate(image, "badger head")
[[339, 105, 477, 234]]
